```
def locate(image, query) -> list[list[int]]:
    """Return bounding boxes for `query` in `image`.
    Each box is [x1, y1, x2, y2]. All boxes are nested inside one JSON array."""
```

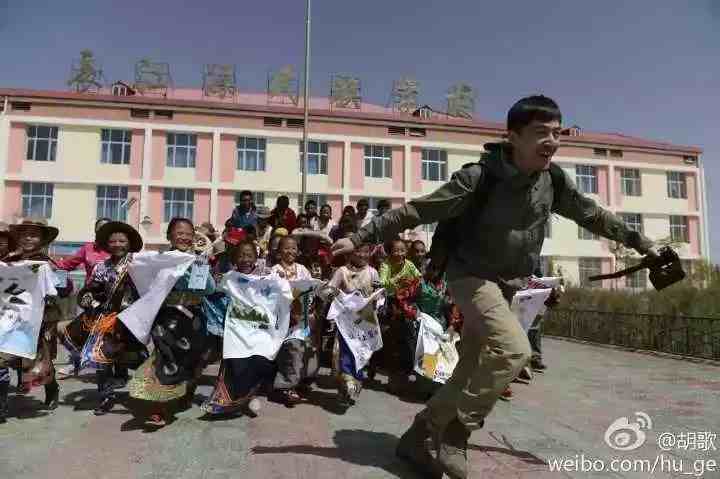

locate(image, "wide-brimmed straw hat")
[[95, 221, 143, 253], [9, 218, 59, 245]]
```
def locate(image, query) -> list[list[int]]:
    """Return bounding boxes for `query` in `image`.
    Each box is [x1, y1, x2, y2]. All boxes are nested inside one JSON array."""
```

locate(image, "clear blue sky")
[[0, 0, 716, 260]]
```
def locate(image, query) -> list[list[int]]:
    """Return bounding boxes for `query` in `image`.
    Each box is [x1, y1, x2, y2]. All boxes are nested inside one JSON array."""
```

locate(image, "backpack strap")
[[547, 162, 566, 209]]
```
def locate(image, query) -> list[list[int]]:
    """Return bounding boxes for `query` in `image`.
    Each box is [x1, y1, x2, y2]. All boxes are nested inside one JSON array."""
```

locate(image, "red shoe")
[[146, 413, 167, 426], [499, 385, 513, 401]]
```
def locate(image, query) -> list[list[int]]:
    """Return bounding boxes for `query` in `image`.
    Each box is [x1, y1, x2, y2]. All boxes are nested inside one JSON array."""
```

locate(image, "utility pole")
[[300, 0, 311, 208]]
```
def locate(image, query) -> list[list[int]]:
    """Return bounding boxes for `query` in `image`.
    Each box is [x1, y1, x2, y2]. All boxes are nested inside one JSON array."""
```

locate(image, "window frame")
[[575, 165, 598, 194], [26, 125, 58, 162], [421, 148, 448, 182], [96, 185, 129, 222], [21, 182, 54, 219], [667, 171, 687, 199], [669, 215, 689, 243], [163, 188, 195, 222], [100, 129, 132, 165], [166, 132, 197, 168], [626, 270, 647, 290], [299, 141, 328, 175], [234, 191, 266, 207], [620, 213, 644, 234], [620, 168, 642, 197], [578, 258, 602, 287], [237, 137, 267, 172], [363, 145, 393, 179], [578, 226, 599, 240]]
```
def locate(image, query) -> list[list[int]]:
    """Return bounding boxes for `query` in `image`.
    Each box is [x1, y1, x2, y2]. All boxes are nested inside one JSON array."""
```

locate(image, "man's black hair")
[[239, 190, 253, 198], [507, 95, 562, 133], [304, 199, 317, 207]]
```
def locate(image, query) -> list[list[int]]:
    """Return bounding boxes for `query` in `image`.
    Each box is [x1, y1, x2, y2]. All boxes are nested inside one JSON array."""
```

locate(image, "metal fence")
[[544, 309, 720, 361]]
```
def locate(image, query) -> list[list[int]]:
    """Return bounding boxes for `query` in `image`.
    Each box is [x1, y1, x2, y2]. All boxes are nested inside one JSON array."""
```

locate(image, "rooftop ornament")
[[134, 58, 173, 97], [446, 82, 475, 119], [203, 64, 237, 99], [67, 49, 104, 93], [267, 65, 299, 106]]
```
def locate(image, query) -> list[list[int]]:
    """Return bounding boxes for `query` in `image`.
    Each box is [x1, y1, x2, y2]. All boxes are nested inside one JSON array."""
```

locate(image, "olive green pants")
[[424, 277, 532, 431]]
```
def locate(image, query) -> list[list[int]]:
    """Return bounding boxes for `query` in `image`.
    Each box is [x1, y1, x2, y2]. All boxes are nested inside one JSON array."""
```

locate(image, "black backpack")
[[428, 160, 566, 271]]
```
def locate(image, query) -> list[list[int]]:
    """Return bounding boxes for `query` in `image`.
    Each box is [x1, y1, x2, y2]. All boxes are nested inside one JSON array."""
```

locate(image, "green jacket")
[[351, 143, 654, 286]]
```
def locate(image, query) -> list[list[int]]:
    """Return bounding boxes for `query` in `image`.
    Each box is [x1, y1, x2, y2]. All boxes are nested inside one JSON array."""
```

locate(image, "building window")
[[578, 258, 602, 287], [299, 141, 328, 175], [578, 226, 599, 240], [422, 149, 448, 181], [26, 125, 58, 162], [669, 215, 689, 243], [575, 165, 598, 194], [620, 213, 644, 233], [301, 194, 328, 209], [610, 149, 623, 158], [237, 137, 266, 171], [234, 191, 266, 207], [163, 188, 194, 222], [100, 129, 131, 165], [96, 185, 129, 222], [364, 145, 392, 178], [626, 270, 647, 290], [166, 133, 197, 168], [593, 148, 607, 157], [667, 171, 687, 199], [620, 168, 641, 196], [21, 182, 54, 219]]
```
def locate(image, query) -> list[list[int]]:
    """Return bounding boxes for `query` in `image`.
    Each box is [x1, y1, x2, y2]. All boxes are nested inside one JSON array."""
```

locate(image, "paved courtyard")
[[1, 338, 719, 478]]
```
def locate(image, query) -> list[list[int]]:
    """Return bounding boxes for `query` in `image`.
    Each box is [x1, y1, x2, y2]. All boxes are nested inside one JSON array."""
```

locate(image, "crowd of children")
[[0, 191, 465, 425]]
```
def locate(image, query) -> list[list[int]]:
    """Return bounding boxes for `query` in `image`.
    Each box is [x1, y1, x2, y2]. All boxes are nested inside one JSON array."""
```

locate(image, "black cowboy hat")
[[96, 221, 143, 253], [8, 218, 59, 245]]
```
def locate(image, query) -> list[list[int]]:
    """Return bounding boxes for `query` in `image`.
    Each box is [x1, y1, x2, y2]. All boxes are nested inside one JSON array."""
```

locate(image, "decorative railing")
[[544, 309, 720, 361]]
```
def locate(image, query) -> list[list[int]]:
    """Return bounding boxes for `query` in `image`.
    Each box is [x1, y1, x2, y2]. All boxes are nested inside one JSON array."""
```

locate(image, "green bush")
[[559, 263, 720, 318]]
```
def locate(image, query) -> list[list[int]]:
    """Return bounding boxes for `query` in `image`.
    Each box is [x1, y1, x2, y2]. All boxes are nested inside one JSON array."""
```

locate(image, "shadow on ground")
[[252, 429, 421, 479]]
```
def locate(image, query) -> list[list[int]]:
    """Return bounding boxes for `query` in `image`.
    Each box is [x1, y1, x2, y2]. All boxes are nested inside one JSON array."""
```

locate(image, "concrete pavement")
[[1, 338, 719, 479]]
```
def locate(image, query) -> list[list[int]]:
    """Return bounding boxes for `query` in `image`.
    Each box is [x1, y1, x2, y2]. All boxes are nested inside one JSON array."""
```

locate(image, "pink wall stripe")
[[195, 133, 212, 182], [328, 142, 343, 188], [411, 147, 423, 193], [2, 181, 22, 222], [688, 216, 700, 255], [127, 185, 141, 227], [217, 190, 236, 227], [392, 146, 404, 192], [148, 187, 163, 235], [130, 130, 144, 180], [350, 144, 364, 190], [601, 257, 613, 289], [597, 166, 608, 205], [614, 169, 623, 208], [7, 123, 25, 174], [220, 135, 236, 183], [194, 189, 211, 224], [686, 173, 698, 211], [327, 196, 343, 220], [151, 131, 166, 180]]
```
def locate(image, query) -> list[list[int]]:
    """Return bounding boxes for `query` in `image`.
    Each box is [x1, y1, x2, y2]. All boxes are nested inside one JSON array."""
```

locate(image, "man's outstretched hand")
[[331, 238, 355, 256]]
